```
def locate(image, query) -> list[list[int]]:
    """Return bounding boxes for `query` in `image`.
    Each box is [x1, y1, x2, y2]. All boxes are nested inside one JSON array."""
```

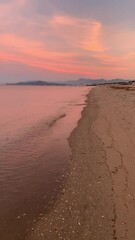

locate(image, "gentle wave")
[[47, 113, 66, 128], [0, 86, 90, 240]]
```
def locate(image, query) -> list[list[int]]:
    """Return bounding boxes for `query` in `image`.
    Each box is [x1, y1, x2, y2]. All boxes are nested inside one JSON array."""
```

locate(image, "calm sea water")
[[0, 86, 90, 240]]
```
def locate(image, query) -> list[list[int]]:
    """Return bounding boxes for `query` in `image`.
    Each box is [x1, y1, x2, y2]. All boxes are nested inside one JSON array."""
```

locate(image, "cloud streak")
[[0, 0, 135, 82]]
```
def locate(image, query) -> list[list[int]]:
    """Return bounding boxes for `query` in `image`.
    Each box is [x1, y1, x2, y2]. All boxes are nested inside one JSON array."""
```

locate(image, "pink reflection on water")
[[0, 86, 90, 145], [0, 85, 92, 240]]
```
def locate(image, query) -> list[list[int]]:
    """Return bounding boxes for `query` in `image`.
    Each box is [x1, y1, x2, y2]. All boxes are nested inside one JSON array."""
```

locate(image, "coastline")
[[28, 85, 135, 240], [0, 86, 90, 240]]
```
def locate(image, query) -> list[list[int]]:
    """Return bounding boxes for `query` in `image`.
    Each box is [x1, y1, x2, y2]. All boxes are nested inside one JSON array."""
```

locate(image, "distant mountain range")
[[6, 80, 64, 86], [6, 78, 134, 86], [64, 78, 130, 85]]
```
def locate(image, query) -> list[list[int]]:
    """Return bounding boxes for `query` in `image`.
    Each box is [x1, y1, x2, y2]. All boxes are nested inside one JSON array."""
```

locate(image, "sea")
[[0, 85, 90, 240]]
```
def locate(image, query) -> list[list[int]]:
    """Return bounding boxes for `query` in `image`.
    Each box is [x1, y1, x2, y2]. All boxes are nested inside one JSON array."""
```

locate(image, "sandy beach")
[[28, 85, 135, 240]]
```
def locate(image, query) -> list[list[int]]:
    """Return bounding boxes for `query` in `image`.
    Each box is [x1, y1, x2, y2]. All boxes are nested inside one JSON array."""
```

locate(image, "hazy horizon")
[[1, 78, 135, 86], [1, 78, 135, 85]]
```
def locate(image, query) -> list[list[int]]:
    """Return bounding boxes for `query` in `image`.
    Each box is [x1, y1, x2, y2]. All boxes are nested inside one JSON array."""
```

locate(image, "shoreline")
[[28, 85, 135, 240], [28, 86, 114, 240], [0, 86, 90, 240]]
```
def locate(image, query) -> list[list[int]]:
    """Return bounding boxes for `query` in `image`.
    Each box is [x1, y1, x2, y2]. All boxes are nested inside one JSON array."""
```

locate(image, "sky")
[[0, 0, 135, 82]]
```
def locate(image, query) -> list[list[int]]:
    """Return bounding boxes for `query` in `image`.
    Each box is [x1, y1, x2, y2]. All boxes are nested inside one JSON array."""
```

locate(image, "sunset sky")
[[0, 0, 135, 82]]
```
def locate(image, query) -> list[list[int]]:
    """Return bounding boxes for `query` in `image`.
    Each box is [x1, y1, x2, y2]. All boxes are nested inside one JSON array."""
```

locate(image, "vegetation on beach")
[[110, 85, 135, 91]]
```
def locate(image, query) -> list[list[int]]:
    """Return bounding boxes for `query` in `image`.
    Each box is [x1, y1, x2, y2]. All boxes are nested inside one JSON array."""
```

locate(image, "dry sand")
[[28, 85, 135, 240]]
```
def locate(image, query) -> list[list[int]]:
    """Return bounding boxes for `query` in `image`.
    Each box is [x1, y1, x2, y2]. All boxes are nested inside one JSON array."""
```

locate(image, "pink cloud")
[[49, 15, 107, 53], [1, 1, 135, 80]]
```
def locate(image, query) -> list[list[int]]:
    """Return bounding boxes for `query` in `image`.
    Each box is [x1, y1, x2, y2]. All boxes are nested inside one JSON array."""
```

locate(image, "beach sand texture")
[[29, 85, 135, 240]]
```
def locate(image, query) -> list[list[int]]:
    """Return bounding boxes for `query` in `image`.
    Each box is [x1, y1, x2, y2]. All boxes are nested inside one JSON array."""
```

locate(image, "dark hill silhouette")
[[6, 79, 134, 86]]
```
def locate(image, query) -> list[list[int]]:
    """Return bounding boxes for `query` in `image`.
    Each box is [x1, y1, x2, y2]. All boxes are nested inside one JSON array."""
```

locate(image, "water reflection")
[[0, 86, 90, 240]]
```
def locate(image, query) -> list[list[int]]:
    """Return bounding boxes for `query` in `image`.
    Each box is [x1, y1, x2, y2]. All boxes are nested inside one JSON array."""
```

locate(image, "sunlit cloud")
[[0, 52, 96, 76], [49, 15, 106, 53], [1, 0, 135, 82], [80, 21, 107, 52]]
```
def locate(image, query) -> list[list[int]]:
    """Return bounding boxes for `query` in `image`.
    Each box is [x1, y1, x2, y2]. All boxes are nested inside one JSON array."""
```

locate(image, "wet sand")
[[28, 85, 135, 240]]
